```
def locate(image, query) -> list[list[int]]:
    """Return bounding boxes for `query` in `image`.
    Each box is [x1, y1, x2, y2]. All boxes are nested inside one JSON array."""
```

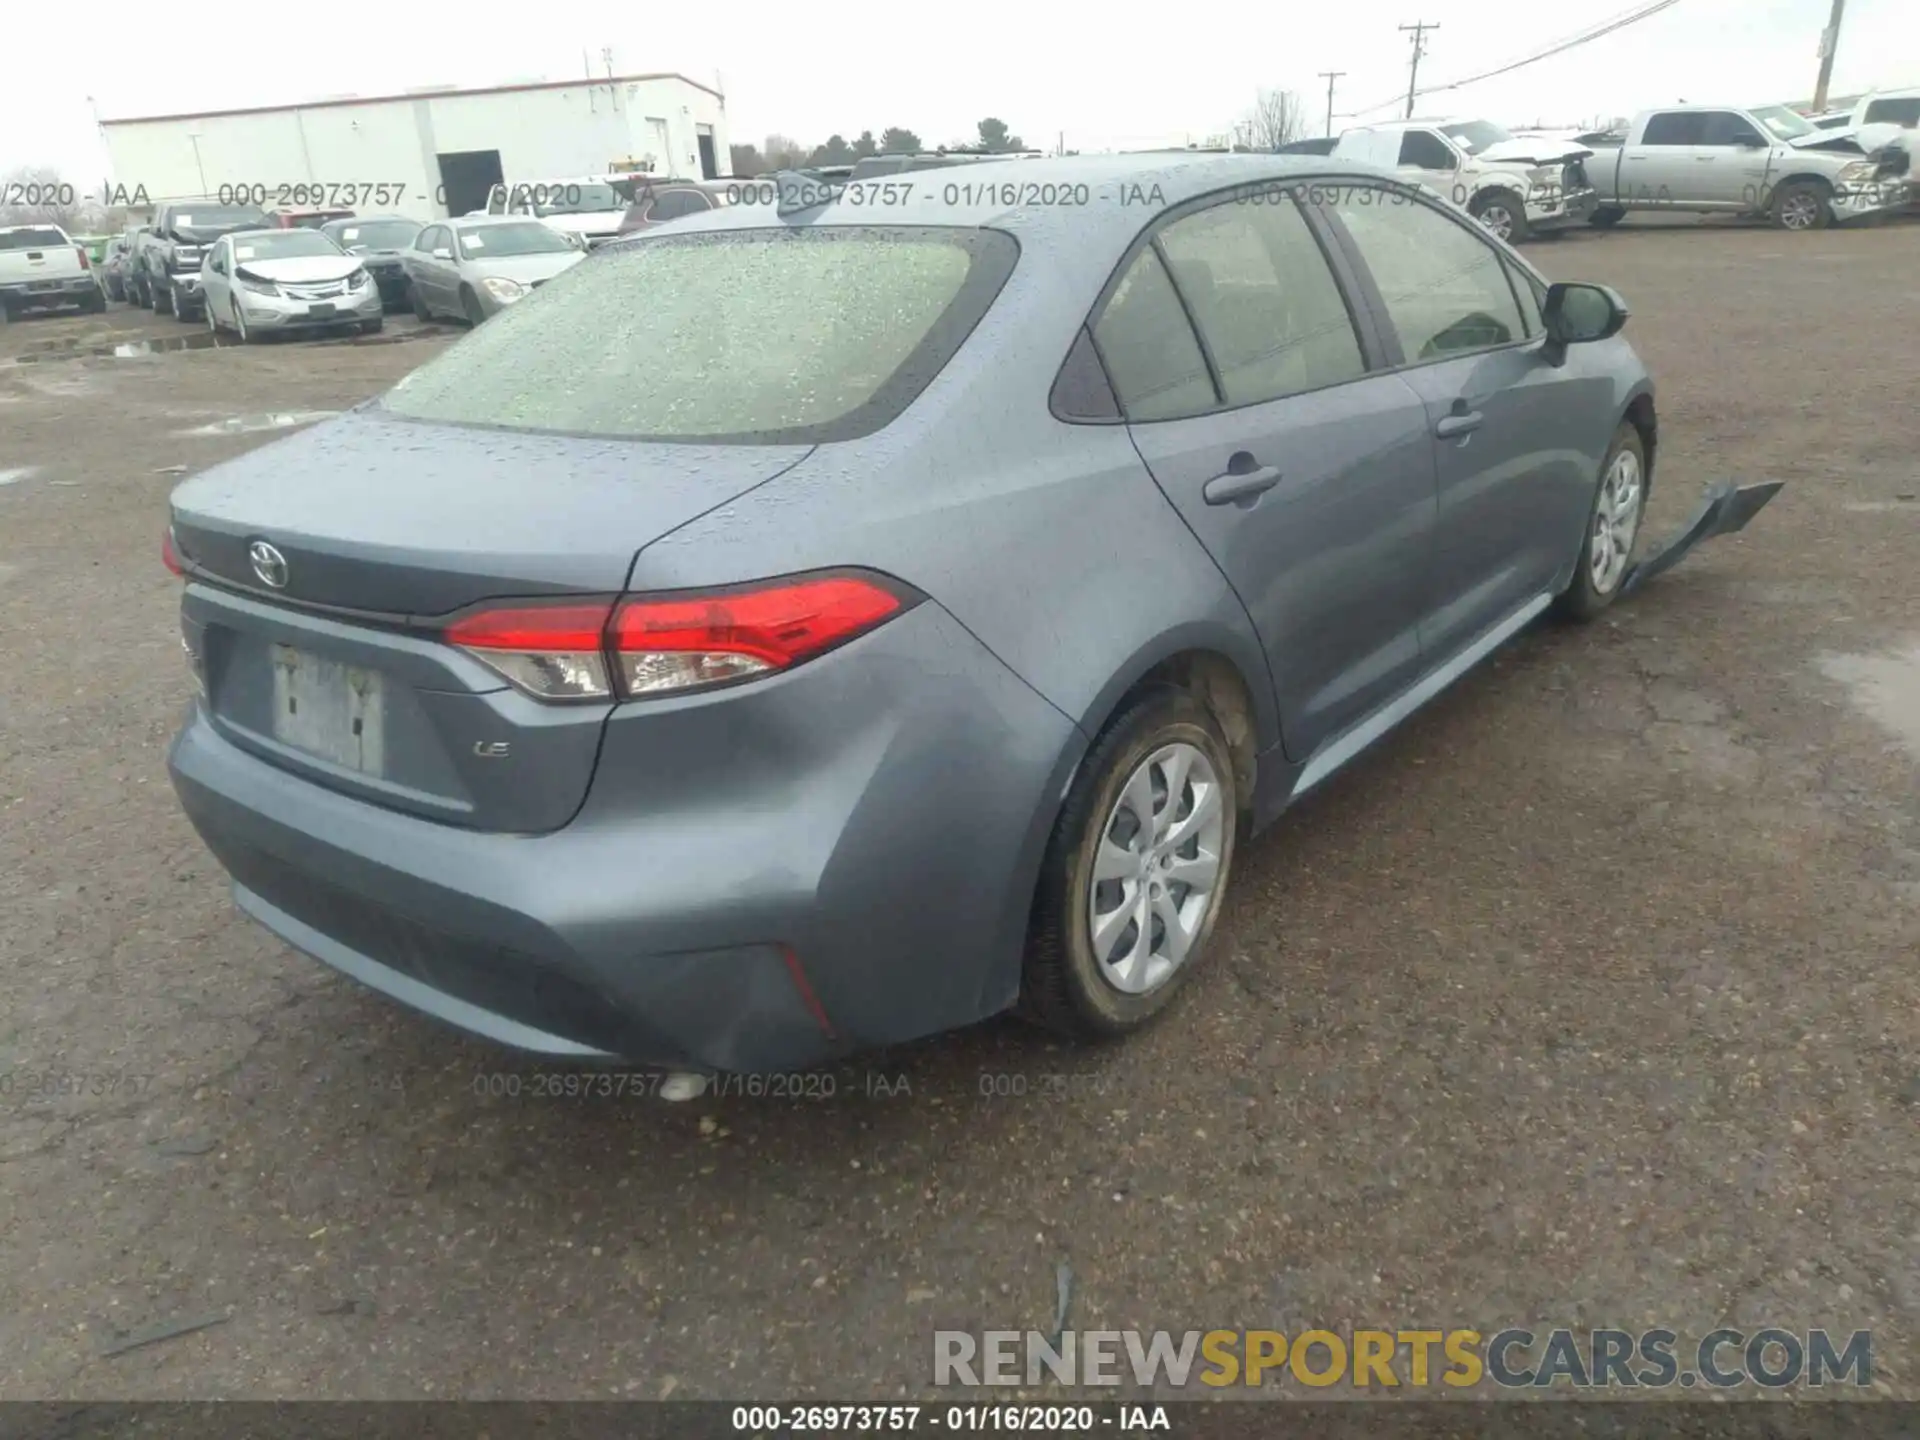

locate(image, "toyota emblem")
[[248, 540, 289, 589]]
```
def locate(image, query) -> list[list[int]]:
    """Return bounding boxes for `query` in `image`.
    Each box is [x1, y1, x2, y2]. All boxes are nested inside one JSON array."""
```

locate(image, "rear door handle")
[[1202, 463, 1283, 505], [1435, 410, 1484, 439]]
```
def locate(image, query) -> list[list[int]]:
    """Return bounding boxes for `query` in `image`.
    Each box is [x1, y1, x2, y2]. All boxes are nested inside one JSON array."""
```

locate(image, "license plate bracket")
[[307, 302, 336, 316], [270, 644, 385, 773]]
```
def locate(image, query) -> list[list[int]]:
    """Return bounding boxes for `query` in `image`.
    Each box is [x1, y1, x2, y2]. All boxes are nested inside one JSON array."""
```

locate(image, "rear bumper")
[[1, 275, 101, 306], [168, 600, 1081, 1072]]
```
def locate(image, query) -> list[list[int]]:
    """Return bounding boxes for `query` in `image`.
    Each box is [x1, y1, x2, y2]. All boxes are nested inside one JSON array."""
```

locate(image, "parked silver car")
[[202, 228, 384, 342], [403, 216, 585, 325]]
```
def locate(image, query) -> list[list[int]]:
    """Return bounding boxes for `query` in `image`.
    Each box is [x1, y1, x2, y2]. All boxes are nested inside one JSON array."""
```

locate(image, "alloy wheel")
[[1086, 742, 1226, 996], [1779, 191, 1821, 230], [1589, 448, 1643, 594], [1477, 204, 1515, 240]]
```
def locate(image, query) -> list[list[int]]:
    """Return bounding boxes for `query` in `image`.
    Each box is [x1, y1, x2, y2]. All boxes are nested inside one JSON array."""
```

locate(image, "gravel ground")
[[1, 220, 1916, 1402]]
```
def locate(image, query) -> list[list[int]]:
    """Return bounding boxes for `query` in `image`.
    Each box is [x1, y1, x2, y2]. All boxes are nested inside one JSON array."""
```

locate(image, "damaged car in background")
[[1330, 118, 1599, 241], [1580, 104, 1913, 229], [199, 228, 385, 342]]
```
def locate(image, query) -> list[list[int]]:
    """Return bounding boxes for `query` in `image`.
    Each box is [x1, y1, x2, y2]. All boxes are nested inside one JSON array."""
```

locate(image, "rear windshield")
[[232, 231, 344, 261], [380, 226, 1018, 444], [0, 227, 67, 250]]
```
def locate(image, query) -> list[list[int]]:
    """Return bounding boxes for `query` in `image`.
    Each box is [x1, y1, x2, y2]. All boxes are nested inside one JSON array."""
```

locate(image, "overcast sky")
[[6, 0, 1917, 181]]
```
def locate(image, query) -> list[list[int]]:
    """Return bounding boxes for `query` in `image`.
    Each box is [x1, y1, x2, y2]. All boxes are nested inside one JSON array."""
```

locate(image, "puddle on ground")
[[5, 327, 443, 365], [0, 466, 39, 486], [1819, 642, 1920, 759]]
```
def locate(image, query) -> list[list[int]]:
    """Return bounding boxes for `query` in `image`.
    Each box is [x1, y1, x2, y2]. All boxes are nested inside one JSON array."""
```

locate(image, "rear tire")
[[1469, 187, 1532, 243], [1019, 688, 1239, 1039], [1555, 422, 1648, 622], [1588, 205, 1627, 228], [82, 290, 106, 314]]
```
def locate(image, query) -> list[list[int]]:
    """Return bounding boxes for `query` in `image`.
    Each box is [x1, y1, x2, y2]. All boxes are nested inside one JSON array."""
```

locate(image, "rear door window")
[[1154, 197, 1366, 405], [1090, 248, 1217, 421], [1398, 130, 1458, 170], [1640, 112, 1706, 145], [382, 226, 1017, 443]]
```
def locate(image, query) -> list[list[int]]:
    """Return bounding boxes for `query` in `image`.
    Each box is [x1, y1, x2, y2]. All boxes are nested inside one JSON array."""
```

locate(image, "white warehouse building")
[[99, 73, 732, 219]]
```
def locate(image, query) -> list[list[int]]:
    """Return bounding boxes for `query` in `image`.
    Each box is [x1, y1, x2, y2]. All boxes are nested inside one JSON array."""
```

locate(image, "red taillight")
[[161, 528, 184, 576], [443, 572, 912, 703], [444, 602, 614, 653], [76, 247, 90, 270], [444, 600, 616, 701]]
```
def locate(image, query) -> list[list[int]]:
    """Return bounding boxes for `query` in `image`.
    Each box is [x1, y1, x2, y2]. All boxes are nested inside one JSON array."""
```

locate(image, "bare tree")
[[1245, 89, 1308, 151], [761, 134, 808, 171], [0, 165, 96, 231]]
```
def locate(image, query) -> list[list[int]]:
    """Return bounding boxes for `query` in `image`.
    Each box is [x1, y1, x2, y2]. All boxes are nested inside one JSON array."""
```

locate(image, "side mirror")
[[1542, 282, 1628, 362], [432, 247, 453, 260]]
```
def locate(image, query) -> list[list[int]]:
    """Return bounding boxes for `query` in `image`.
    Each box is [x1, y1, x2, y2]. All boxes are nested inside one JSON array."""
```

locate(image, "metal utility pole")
[[1319, 71, 1345, 136], [1810, 0, 1847, 112], [1399, 21, 1440, 118]]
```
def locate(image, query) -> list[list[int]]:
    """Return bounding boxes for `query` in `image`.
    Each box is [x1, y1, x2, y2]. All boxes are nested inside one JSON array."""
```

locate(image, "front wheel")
[[151, 280, 171, 315], [410, 282, 432, 322], [1020, 688, 1239, 1038], [1555, 422, 1648, 622], [459, 286, 485, 326], [1771, 180, 1832, 231], [1469, 187, 1532, 243]]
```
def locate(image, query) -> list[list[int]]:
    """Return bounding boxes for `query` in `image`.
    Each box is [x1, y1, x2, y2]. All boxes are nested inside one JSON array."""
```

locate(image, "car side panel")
[[630, 420, 1280, 760]]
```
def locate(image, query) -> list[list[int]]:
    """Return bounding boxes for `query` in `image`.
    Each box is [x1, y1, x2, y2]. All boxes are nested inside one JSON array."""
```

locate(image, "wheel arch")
[[1622, 387, 1658, 497], [1071, 629, 1276, 811]]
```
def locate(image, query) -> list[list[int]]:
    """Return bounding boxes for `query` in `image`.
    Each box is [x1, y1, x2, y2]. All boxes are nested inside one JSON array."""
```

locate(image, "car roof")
[[611, 152, 1401, 257]]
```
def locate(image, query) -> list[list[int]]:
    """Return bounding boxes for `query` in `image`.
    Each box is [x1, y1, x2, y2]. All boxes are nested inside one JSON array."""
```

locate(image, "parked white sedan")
[[202, 229, 384, 343]]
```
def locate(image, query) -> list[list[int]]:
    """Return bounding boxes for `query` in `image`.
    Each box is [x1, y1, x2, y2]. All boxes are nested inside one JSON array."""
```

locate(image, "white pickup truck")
[[1330, 117, 1599, 242], [0, 223, 106, 322], [1580, 104, 1913, 230]]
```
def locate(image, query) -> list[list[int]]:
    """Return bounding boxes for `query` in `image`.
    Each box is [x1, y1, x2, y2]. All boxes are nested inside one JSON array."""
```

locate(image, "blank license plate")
[[270, 644, 384, 773], [307, 302, 336, 316]]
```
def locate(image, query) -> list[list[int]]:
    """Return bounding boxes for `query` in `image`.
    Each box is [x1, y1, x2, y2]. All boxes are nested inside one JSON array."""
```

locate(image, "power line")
[[1344, 0, 1685, 121], [1398, 22, 1440, 119]]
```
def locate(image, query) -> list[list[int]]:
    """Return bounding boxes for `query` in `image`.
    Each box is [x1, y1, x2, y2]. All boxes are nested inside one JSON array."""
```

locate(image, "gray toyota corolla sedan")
[[164, 154, 1699, 1075]]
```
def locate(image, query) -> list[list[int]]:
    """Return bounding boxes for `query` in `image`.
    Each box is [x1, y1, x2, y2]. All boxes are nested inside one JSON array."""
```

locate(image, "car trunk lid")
[[169, 409, 813, 831]]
